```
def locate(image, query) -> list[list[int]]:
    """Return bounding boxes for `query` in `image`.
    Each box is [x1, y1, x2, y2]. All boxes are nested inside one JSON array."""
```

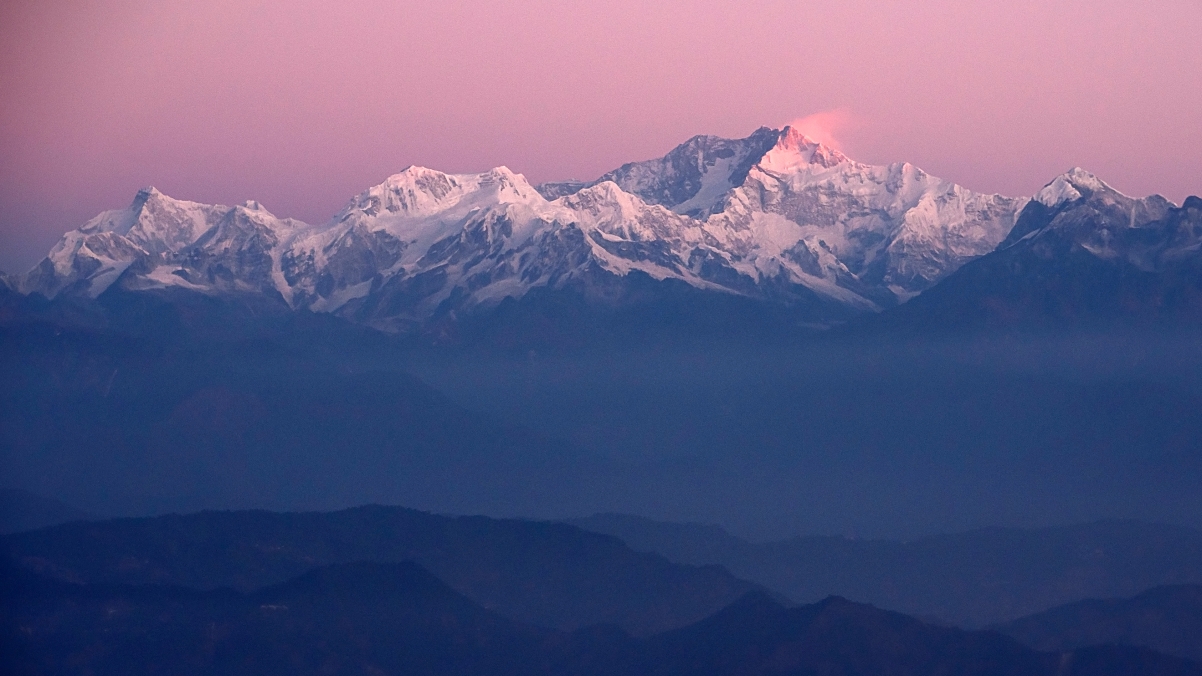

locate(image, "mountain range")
[[567, 514, 1202, 628], [1, 506, 760, 636], [996, 584, 1202, 663], [881, 171, 1202, 329], [5, 128, 1202, 674], [5, 509, 1201, 676], [13, 125, 1130, 334]]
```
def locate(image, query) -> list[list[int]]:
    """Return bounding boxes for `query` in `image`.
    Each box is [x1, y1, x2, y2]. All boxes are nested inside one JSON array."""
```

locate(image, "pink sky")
[[2, 0, 1200, 272]]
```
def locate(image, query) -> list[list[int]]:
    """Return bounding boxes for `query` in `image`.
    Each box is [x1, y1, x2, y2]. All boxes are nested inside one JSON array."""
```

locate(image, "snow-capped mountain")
[[538, 126, 782, 217], [19, 126, 1040, 331], [878, 169, 1202, 328], [22, 188, 306, 301], [1002, 167, 1184, 258]]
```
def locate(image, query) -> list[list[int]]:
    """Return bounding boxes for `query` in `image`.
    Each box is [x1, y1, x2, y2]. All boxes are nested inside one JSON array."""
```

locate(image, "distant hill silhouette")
[[568, 514, 1202, 627], [998, 584, 1202, 662], [1, 559, 552, 676], [1, 506, 760, 636], [619, 592, 1200, 676], [4, 559, 1198, 676]]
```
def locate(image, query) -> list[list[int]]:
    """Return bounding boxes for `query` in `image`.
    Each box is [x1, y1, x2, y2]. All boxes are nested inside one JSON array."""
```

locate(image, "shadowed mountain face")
[[0, 506, 761, 636], [997, 585, 1202, 662], [567, 515, 1202, 628], [875, 177, 1202, 331], [5, 559, 1199, 676]]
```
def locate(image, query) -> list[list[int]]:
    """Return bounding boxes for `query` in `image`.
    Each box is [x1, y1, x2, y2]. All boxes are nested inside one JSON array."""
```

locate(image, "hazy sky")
[[2, 0, 1200, 272]]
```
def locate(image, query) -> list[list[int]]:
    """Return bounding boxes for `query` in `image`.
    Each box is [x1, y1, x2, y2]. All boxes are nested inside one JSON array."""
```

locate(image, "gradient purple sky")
[[2, 0, 1200, 273]]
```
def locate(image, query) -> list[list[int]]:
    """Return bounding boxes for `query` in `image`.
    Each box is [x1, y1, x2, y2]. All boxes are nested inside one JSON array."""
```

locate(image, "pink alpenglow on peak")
[[760, 126, 851, 173]]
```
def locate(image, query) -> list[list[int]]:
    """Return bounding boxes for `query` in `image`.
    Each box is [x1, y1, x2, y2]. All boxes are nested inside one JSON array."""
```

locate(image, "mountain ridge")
[[996, 584, 1202, 662], [15, 126, 1039, 332], [566, 513, 1202, 628], [6, 552, 1199, 675], [870, 168, 1202, 331], [1, 505, 764, 636]]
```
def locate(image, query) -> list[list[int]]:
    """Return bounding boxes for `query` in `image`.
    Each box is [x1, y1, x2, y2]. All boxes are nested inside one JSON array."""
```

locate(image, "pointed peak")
[[760, 126, 850, 171], [675, 133, 727, 150], [481, 165, 533, 189], [1061, 166, 1107, 189], [381, 165, 448, 185], [563, 180, 649, 213], [777, 125, 813, 144], [576, 180, 627, 199], [377, 165, 531, 191], [234, 199, 280, 221], [132, 186, 167, 208], [130, 186, 203, 212], [369, 166, 460, 203], [1034, 167, 1114, 207], [343, 165, 542, 222]]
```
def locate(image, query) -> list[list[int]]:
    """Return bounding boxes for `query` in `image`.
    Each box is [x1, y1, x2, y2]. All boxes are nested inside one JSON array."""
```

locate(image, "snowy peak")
[[540, 126, 782, 217], [758, 126, 851, 173], [339, 166, 475, 219], [1004, 166, 1178, 254], [21, 186, 299, 300], [560, 181, 701, 245], [1061, 166, 1107, 189], [1034, 167, 1115, 207], [559, 181, 646, 221], [121, 188, 229, 255], [535, 126, 855, 217], [339, 166, 543, 223]]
